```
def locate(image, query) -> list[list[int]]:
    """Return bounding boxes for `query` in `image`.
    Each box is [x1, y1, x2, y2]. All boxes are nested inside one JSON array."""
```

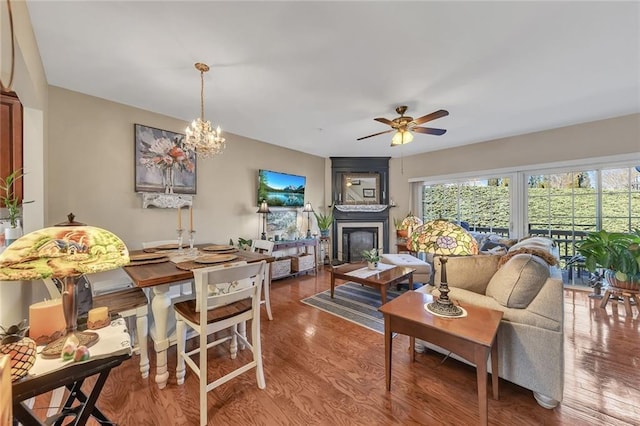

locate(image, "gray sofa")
[[417, 236, 564, 408]]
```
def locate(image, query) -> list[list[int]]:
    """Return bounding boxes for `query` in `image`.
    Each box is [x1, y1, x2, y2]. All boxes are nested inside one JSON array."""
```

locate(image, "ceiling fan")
[[357, 106, 449, 146]]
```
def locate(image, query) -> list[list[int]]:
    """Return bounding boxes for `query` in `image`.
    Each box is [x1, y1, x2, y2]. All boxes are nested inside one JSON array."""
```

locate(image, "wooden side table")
[[379, 291, 503, 426], [600, 286, 639, 317], [12, 318, 132, 425], [13, 353, 130, 425]]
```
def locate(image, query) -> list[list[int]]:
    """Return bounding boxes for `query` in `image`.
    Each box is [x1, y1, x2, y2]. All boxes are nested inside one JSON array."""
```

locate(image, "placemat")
[[175, 260, 210, 271], [125, 257, 170, 267], [130, 252, 167, 262], [201, 245, 237, 252]]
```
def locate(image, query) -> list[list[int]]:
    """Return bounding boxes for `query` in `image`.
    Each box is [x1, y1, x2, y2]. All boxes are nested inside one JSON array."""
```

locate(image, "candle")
[[29, 299, 66, 346], [189, 206, 194, 232], [177, 206, 182, 230]]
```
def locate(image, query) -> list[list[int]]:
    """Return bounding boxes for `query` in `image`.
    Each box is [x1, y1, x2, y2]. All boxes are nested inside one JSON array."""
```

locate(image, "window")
[[422, 176, 511, 235]]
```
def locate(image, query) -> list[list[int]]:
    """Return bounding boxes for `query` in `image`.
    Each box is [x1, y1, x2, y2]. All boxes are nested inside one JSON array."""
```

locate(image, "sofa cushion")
[[434, 254, 501, 294], [486, 254, 550, 308]]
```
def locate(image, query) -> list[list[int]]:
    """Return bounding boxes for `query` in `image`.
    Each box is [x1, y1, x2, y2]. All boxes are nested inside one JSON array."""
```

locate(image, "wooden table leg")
[[409, 336, 416, 362], [600, 289, 612, 309], [384, 315, 393, 391], [330, 272, 336, 298], [491, 335, 499, 400], [381, 285, 387, 305], [622, 293, 633, 316], [475, 349, 489, 426], [408, 272, 414, 291]]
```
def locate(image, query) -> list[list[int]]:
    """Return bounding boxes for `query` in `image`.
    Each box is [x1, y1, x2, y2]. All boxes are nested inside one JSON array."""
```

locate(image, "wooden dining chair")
[[174, 261, 267, 426], [250, 239, 275, 320]]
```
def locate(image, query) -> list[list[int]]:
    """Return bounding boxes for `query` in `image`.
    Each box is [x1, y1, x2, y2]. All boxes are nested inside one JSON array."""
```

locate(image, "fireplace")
[[337, 221, 385, 262]]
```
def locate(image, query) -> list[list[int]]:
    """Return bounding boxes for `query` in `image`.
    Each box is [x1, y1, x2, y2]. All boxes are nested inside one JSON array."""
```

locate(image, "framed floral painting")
[[134, 124, 197, 194]]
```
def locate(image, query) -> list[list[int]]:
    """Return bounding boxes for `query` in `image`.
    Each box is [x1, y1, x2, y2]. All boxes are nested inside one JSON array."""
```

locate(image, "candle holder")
[[189, 230, 196, 249], [177, 228, 184, 251]]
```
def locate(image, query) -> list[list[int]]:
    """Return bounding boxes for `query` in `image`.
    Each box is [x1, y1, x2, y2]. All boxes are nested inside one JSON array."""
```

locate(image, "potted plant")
[[362, 248, 381, 269], [576, 229, 640, 290], [314, 206, 333, 238], [0, 168, 31, 245]]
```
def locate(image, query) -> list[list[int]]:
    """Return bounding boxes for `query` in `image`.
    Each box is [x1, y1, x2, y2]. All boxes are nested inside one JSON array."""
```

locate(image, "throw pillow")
[[486, 254, 550, 308]]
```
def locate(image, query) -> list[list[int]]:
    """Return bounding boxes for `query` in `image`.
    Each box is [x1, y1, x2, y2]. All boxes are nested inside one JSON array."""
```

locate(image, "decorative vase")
[[367, 261, 378, 270], [162, 166, 175, 194], [604, 269, 640, 291], [320, 229, 330, 238], [0, 336, 37, 381], [396, 229, 408, 238], [4, 225, 22, 247]]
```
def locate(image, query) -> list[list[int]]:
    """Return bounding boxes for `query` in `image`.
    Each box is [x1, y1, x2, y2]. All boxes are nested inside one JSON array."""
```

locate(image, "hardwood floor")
[[27, 268, 640, 425]]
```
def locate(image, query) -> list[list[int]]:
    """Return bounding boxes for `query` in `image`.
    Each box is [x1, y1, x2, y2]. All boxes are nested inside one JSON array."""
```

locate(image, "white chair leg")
[[230, 324, 238, 359], [136, 308, 149, 379], [238, 320, 247, 351], [199, 326, 208, 426], [263, 265, 273, 320], [175, 318, 187, 385], [252, 314, 266, 389]]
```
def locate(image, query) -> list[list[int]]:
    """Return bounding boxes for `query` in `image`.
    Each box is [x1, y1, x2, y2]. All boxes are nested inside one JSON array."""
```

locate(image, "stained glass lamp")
[[407, 219, 478, 317], [401, 214, 423, 237], [0, 226, 129, 357]]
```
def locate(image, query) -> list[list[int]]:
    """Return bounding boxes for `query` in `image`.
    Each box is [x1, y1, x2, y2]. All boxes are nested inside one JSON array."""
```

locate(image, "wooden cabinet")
[[0, 91, 23, 206]]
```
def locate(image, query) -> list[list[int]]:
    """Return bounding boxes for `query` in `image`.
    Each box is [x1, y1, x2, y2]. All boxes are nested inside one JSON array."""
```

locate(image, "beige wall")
[[388, 113, 640, 220], [47, 87, 325, 250]]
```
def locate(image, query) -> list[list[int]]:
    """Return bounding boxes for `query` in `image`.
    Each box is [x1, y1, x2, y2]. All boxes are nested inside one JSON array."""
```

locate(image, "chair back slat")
[[250, 240, 275, 255], [193, 261, 266, 312]]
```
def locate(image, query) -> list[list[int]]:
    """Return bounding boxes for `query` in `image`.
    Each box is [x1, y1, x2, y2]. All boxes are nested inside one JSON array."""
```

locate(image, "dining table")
[[122, 243, 274, 389]]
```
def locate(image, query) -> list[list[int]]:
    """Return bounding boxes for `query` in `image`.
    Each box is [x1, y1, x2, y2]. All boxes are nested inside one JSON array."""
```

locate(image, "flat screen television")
[[258, 169, 306, 207]]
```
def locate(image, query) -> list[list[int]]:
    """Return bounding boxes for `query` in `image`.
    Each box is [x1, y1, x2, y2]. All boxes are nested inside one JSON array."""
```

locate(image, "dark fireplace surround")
[[330, 157, 390, 262]]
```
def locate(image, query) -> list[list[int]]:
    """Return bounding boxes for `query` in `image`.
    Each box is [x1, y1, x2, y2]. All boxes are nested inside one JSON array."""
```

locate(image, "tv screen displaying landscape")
[[258, 169, 306, 207]]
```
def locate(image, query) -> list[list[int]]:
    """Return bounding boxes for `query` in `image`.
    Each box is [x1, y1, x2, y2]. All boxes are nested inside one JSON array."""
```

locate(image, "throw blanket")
[[498, 247, 559, 268]]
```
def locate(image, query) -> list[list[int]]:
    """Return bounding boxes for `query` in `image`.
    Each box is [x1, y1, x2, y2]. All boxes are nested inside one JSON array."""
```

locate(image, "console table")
[[272, 239, 318, 279]]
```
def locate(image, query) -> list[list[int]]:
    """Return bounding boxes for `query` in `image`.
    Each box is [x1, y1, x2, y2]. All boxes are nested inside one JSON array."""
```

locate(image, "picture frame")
[[363, 188, 376, 198], [134, 124, 197, 194]]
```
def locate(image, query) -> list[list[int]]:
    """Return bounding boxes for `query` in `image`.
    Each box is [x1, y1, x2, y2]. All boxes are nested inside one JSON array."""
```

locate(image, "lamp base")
[[41, 331, 99, 359], [425, 300, 464, 317]]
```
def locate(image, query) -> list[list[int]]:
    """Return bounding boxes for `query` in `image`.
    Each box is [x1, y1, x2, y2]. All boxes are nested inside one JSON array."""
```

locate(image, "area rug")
[[301, 282, 409, 334]]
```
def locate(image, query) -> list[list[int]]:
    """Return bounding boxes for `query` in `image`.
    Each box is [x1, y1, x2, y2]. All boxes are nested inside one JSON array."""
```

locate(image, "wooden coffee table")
[[379, 291, 503, 426], [330, 263, 415, 304]]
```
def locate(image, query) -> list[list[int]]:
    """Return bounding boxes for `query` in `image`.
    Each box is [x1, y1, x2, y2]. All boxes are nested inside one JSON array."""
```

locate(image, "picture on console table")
[[134, 124, 197, 194], [363, 188, 376, 198], [267, 210, 299, 240]]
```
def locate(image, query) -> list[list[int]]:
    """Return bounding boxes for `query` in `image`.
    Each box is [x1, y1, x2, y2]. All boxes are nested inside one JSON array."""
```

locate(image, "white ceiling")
[[26, 1, 640, 158]]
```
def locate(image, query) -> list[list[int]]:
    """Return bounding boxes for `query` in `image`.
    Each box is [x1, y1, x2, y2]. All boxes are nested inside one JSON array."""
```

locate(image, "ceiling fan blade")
[[356, 129, 394, 141], [374, 117, 394, 126], [412, 109, 449, 125], [412, 127, 447, 136]]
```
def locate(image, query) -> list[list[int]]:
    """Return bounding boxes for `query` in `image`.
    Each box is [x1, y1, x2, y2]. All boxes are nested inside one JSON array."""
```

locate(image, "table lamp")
[[257, 200, 271, 240], [407, 219, 478, 317], [0, 226, 129, 357], [401, 214, 423, 238], [302, 202, 314, 238]]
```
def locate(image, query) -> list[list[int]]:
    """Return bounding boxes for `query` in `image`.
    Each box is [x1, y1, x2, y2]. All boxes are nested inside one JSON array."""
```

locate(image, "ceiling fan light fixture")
[[184, 62, 226, 158], [391, 130, 414, 146]]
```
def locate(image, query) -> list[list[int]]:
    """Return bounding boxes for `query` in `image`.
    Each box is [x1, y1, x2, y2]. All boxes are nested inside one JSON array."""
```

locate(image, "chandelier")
[[184, 62, 225, 158]]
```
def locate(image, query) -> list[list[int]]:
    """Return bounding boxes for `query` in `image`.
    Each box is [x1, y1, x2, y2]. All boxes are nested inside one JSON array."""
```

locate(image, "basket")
[[291, 254, 315, 272], [271, 257, 292, 279]]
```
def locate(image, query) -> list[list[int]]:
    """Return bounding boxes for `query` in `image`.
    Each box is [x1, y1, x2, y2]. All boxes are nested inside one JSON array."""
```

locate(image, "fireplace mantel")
[[334, 204, 389, 213]]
